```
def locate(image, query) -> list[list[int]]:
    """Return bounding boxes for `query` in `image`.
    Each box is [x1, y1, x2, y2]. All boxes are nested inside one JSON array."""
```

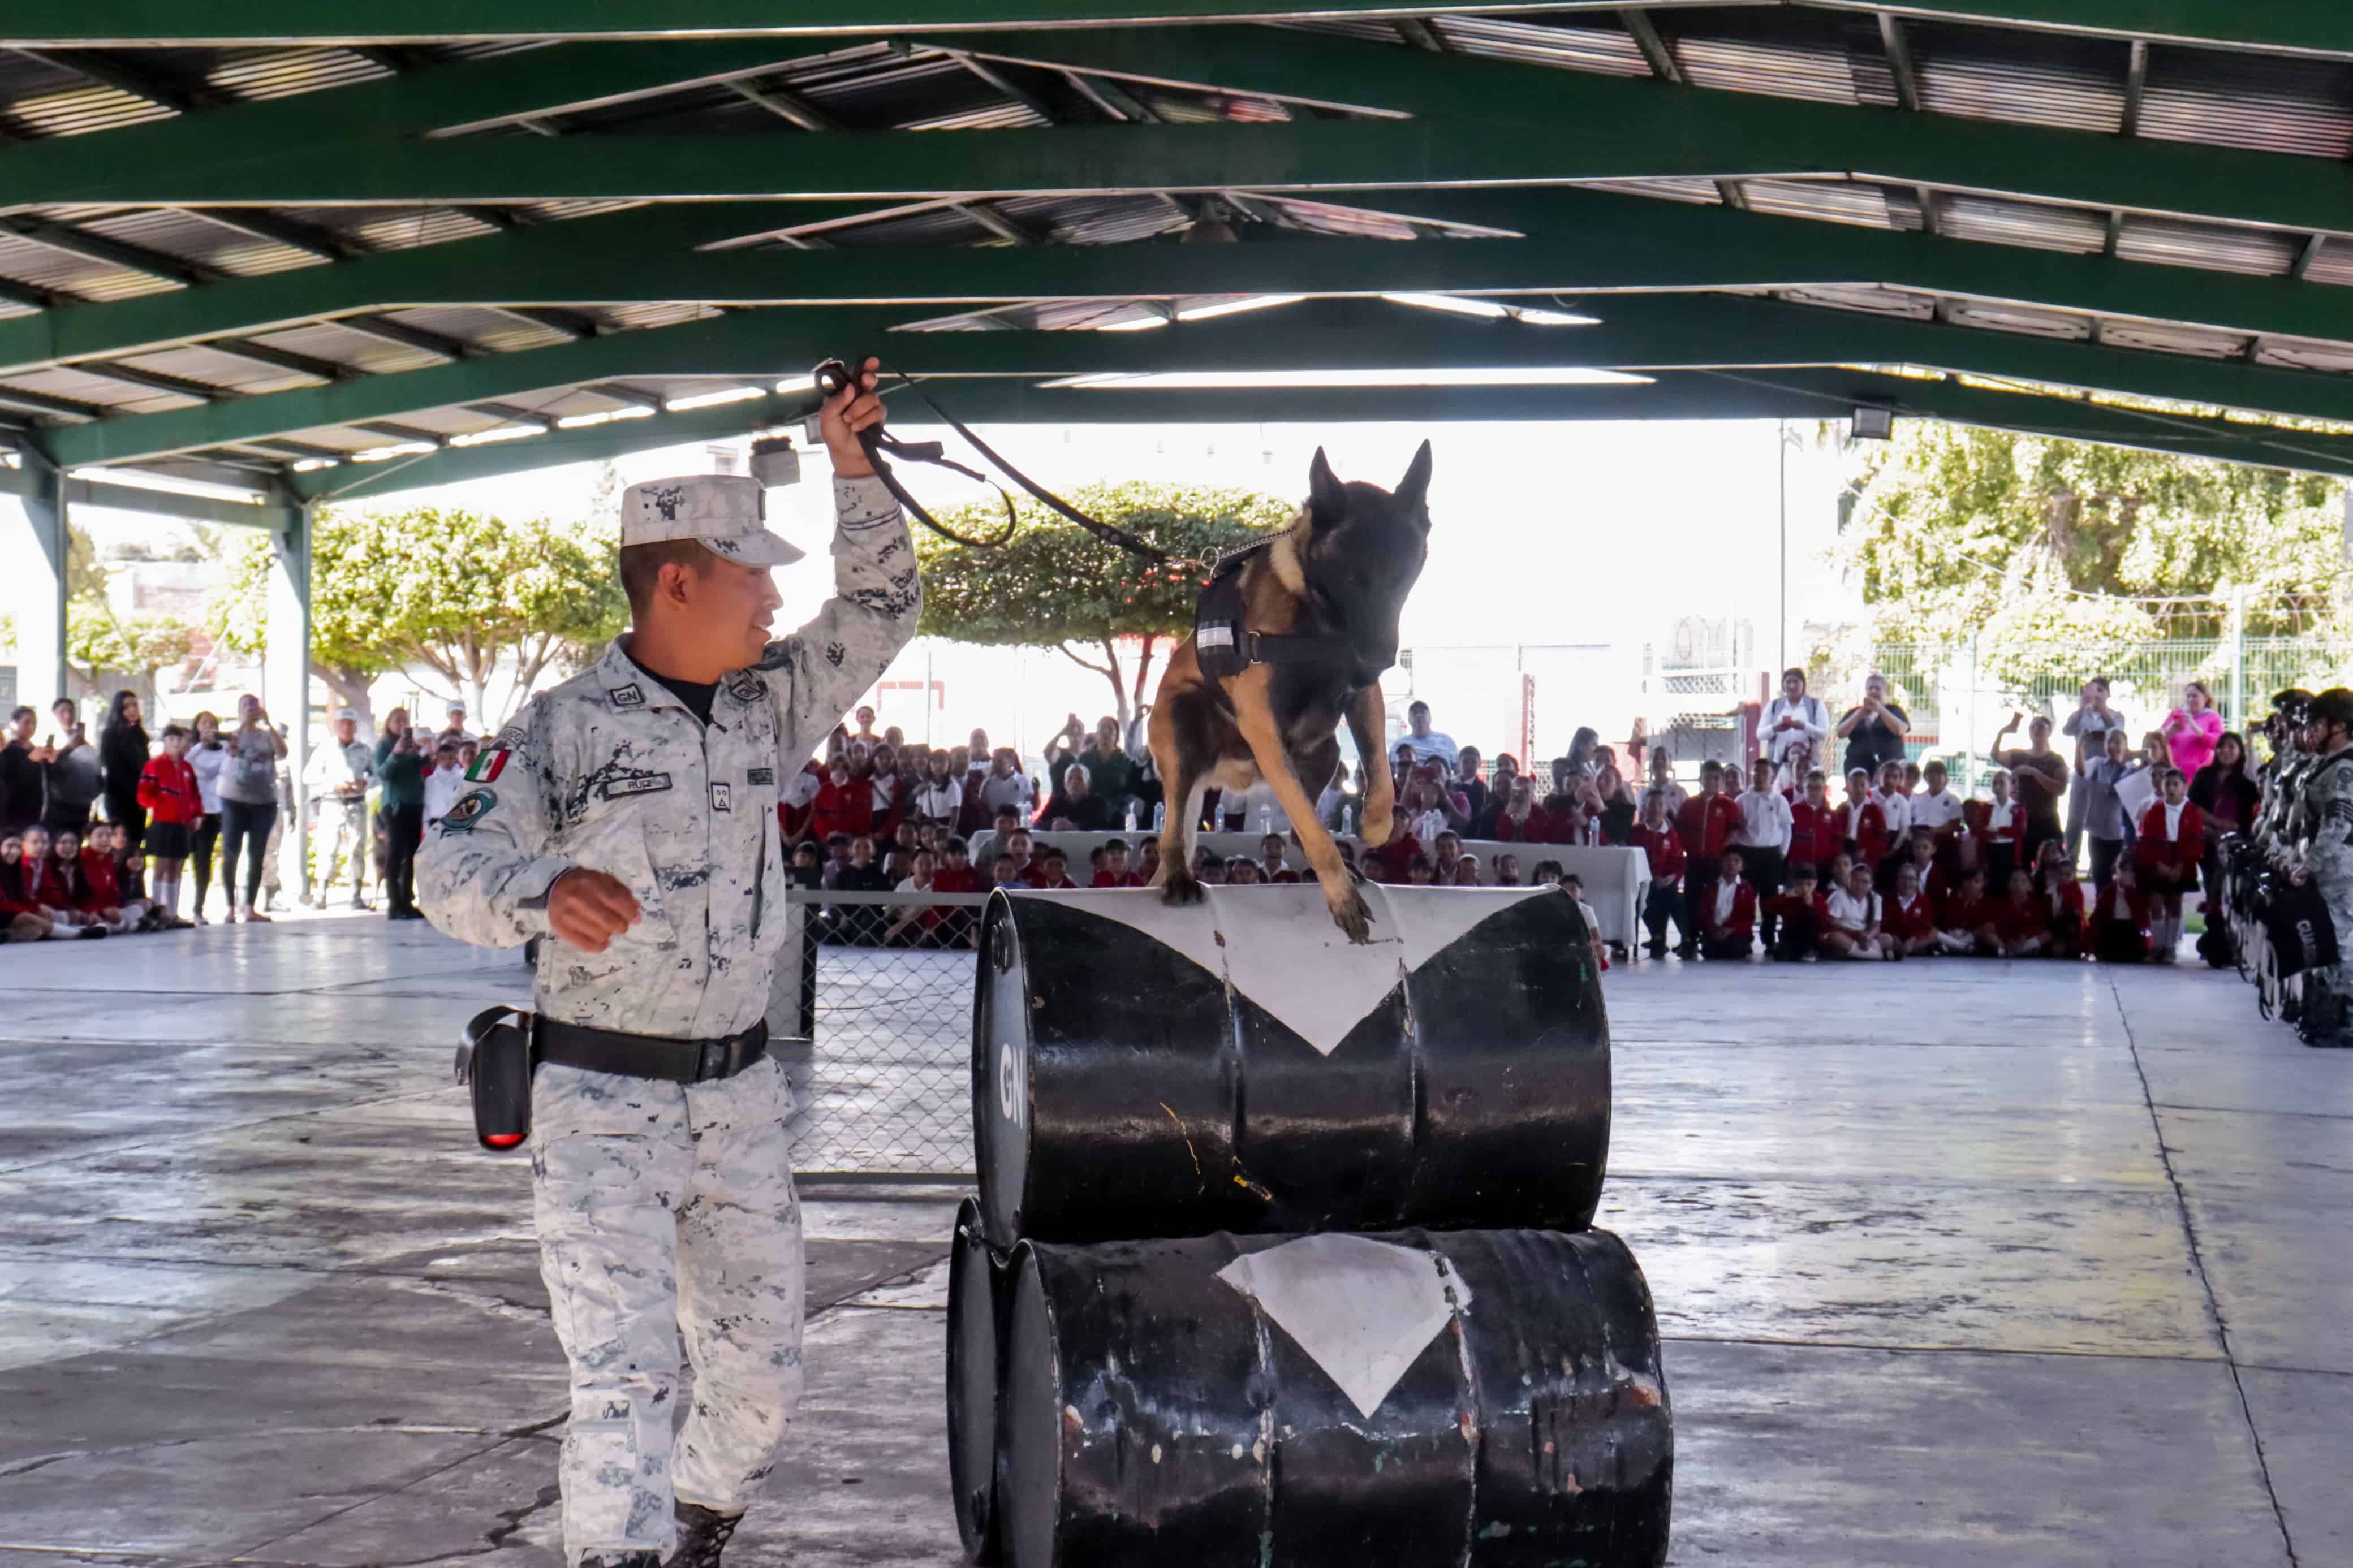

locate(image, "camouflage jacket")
[[419, 474, 917, 1038], [2299, 746, 2353, 887]]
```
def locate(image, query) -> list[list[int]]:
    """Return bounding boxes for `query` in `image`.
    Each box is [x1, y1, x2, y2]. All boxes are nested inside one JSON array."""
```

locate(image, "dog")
[[1147, 442, 1432, 941]]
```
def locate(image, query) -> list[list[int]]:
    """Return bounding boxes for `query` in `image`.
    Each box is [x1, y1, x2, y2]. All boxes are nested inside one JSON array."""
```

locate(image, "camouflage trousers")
[[531, 1056, 805, 1564]]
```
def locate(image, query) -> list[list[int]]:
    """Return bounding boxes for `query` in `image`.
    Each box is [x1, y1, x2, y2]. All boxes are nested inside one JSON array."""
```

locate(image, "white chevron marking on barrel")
[[1018, 885, 1559, 1055], [1215, 1234, 1473, 1419]]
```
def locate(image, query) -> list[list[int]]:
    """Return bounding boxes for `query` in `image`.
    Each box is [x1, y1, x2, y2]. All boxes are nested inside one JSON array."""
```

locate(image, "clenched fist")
[[548, 868, 643, 953]]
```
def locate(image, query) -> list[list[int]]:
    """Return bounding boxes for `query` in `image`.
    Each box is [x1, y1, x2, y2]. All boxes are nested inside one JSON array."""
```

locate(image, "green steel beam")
[[0, 38, 889, 217], [7, 3, 2346, 56], [281, 363, 2353, 506], [0, 200, 902, 375], [15, 111, 2353, 246], [0, 459, 282, 524], [53, 290, 2353, 467], [932, 25, 2353, 236]]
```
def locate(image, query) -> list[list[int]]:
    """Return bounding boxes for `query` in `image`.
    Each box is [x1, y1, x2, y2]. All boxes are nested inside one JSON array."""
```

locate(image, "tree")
[[915, 482, 1296, 724], [214, 504, 628, 728], [1840, 424, 2348, 666], [64, 521, 202, 706]]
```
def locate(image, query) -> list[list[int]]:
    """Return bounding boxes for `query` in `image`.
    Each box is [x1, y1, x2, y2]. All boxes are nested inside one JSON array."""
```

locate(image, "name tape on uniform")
[[600, 774, 672, 800]]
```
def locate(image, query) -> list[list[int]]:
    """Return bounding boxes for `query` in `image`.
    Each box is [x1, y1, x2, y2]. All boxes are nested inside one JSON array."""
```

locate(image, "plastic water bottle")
[[1259, 805, 1272, 834], [1153, 800, 1165, 831], [1126, 798, 1139, 831]]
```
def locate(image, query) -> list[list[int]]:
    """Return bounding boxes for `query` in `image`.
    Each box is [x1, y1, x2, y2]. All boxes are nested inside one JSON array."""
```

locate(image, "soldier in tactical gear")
[[420, 361, 916, 1566], [2291, 688, 2353, 1046]]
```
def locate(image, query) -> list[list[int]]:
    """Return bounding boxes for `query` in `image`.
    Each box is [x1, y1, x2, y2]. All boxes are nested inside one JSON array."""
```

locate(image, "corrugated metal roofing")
[[2115, 216, 2303, 277], [1936, 193, 2109, 253], [1427, 17, 1650, 77], [1907, 23, 2125, 133], [2137, 48, 2353, 160]]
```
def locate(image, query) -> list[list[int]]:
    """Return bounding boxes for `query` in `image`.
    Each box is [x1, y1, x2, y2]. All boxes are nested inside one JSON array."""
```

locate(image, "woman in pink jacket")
[[2161, 680, 2224, 779]]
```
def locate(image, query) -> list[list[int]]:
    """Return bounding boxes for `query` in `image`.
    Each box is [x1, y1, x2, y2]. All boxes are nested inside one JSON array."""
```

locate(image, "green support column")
[[0, 443, 68, 718], [265, 501, 314, 902]]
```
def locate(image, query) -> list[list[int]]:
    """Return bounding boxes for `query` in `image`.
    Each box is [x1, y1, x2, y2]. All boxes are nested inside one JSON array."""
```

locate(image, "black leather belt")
[[534, 1015, 770, 1085]]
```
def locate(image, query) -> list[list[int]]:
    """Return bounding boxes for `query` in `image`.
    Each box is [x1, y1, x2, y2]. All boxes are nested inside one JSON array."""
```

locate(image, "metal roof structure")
[[3, 1, 2353, 517]]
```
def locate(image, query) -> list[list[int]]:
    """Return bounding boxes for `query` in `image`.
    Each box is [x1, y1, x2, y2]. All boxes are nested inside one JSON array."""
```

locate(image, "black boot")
[[670, 1502, 745, 1568]]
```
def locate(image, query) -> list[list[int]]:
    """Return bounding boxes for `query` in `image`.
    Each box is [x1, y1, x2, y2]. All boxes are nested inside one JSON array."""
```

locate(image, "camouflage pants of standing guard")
[[2301, 887, 2353, 1046], [530, 1056, 806, 1564]]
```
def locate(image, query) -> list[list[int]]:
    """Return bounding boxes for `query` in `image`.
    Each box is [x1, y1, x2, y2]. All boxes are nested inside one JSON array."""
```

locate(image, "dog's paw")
[[1324, 879, 1374, 944], [1161, 870, 1206, 907]]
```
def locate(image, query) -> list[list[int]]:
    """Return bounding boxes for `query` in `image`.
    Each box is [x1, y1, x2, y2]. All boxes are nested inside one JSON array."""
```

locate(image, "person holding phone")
[[40, 697, 102, 836]]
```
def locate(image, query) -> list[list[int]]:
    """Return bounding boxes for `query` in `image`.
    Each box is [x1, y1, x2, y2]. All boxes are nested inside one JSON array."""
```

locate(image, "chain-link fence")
[[773, 888, 981, 1181]]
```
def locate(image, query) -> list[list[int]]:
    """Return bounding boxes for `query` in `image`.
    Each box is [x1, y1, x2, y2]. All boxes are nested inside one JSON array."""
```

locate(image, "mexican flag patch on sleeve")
[[466, 749, 509, 783]]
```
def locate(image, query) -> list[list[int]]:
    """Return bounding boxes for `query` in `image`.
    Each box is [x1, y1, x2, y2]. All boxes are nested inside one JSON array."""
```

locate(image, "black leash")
[[813, 358, 1174, 563]]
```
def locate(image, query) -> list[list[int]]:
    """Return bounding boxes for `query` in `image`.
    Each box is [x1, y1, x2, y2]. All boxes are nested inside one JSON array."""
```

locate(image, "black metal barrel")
[[973, 884, 1610, 1246], [999, 1226, 1671, 1568], [949, 1196, 1015, 1563]]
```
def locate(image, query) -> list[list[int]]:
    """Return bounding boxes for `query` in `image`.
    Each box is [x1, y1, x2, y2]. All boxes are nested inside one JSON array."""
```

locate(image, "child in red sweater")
[[135, 723, 200, 926], [2043, 859, 2088, 960], [1673, 761, 1742, 956], [1936, 867, 1996, 955], [1787, 770, 1839, 880], [1695, 846, 1758, 960], [1091, 838, 1146, 889], [1762, 863, 1827, 961], [1838, 767, 1891, 868], [2133, 768, 2204, 965], [1884, 862, 1940, 957], [2092, 858, 2152, 964], [1630, 791, 1687, 960], [1992, 869, 2051, 957]]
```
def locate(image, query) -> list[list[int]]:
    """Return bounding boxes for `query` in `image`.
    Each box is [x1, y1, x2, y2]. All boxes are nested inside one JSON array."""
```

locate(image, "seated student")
[[1673, 762, 1742, 941], [1562, 872, 1609, 973], [787, 840, 823, 889], [1493, 853, 1522, 887], [1001, 828, 1038, 885], [1822, 849, 1855, 906], [990, 852, 1026, 890], [882, 849, 941, 946], [0, 832, 69, 941], [2092, 858, 2152, 964], [1091, 837, 1144, 888], [1695, 846, 1758, 960], [1629, 792, 1687, 960], [2043, 857, 2088, 959], [1838, 768, 1891, 869], [1258, 833, 1301, 884], [76, 824, 152, 934], [1763, 863, 1826, 961], [1991, 868, 2052, 957], [1085, 845, 1105, 883], [1883, 862, 1941, 958], [1405, 855, 1437, 885], [1032, 846, 1080, 891], [1432, 830, 1467, 883], [882, 820, 922, 884], [1192, 846, 1224, 886], [2134, 766, 2203, 966], [1528, 858, 1565, 888], [1936, 867, 1996, 955], [1886, 826, 1947, 901], [1823, 862, 1896, 961], [1137, 837, 1162, 884], [1452, 854, 1482, 887]]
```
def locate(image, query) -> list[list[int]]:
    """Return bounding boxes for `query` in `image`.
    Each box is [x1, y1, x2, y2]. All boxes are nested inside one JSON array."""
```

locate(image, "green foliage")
[[1842, 425, 2346, 653], [915, 481, 1295, 646], [915, 480, 1295, 719], [66, 604, 195, 688], [212, 504, 627, 724]]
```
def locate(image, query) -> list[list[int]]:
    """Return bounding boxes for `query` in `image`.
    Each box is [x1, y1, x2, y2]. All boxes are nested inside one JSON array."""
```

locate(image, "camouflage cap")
[[620, 474, 803, 567]]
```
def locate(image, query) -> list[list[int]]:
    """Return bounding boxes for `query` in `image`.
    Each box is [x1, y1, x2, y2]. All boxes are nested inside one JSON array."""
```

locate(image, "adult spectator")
[[98, 690, 150, 853], [1400, 701, 1459, 769], [374, 710, 428, 921], [1, 707, 48, 836], [1488, 775, 1543, 843], [2189, 731, 2260, 940], [2061, 678, 2126, 858], [305, 707, 377, 910], [1761, 668, 1830, 772], [435, 702, 469, 749], [187, 711, 229, 925], [41, 697, 101, 835], [216, 694, 285, 923], [1987, 711, 2070, 865], [1732, 757, 1792, 946], [1074, 717, 1140, 822], [1046, 763, 1119, 831], [1644, 746, 1689, 816], [1592, 763, 1637, 846], [1835, 672, 1911, 781], [2161, 681, 2224, 779], [2076, 728, 2140, 889], [852, 705, 880, 746], [1561, 727, 1602, 783]]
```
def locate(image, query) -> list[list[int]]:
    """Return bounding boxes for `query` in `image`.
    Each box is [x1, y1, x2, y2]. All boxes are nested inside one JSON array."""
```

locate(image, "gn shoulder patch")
[[442, 788, 498, 832]]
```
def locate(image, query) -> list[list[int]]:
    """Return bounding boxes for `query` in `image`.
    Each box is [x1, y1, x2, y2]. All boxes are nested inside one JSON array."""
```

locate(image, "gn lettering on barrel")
[[998, 1038, 1024, 1126]]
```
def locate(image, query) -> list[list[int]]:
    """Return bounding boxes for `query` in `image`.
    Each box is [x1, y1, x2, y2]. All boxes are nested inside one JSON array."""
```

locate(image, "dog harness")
[[1193, 540, 1359, 682]]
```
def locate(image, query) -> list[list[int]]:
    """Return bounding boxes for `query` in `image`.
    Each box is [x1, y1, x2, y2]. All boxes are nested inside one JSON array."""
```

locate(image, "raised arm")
[[755, 360, 921, 761]]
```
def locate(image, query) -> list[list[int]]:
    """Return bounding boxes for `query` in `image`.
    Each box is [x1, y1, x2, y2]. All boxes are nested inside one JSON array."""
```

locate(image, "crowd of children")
[[0, 820, 176, 940], [1627, 747, 2209, 964]]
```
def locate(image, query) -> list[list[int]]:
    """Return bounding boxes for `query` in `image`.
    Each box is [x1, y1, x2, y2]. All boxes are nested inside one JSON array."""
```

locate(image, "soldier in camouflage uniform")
[[420, 362, 916, 1566], [2291, 689, 2353, 1046]]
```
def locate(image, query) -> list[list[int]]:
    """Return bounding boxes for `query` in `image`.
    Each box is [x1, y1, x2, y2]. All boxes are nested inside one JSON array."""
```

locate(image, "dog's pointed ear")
[[1395, 440, 1434, 519], [1307, 447, 1346, 522]]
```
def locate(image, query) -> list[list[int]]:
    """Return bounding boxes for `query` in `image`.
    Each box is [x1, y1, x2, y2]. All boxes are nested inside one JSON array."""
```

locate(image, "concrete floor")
[[1, 917, 2345, 1567]]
